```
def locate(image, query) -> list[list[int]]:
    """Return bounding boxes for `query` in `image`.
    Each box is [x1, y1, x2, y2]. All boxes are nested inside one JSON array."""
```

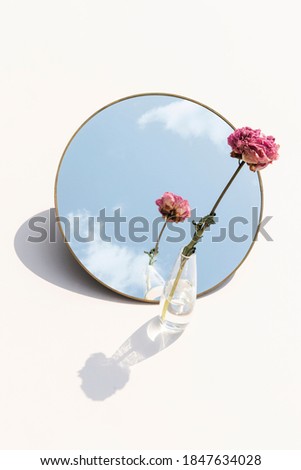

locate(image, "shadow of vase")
[[79, 316, 183, 401]]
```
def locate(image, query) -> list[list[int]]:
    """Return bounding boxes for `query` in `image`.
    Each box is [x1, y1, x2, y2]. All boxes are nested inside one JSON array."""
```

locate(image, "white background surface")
[[1, 0, 300, 450]]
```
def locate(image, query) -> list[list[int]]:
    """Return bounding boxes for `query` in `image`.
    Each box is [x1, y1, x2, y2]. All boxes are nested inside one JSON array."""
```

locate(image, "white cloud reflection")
[[66, 210, 148, 295], [83, 240, 148, 294], [138, 100, 229, 146]]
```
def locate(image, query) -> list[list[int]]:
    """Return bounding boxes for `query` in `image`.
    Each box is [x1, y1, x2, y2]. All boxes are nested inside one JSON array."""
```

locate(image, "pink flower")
[[156, 192, 191, 222], [227, 126, 279, 171]]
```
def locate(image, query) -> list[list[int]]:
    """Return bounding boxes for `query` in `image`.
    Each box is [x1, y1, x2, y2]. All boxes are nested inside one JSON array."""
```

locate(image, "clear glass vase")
[[160, 250, 197, 330], [144, 265, 165, 300]]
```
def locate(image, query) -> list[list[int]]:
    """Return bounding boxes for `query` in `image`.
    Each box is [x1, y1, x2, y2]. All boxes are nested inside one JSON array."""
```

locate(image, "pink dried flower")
[[156, 192, 191, 223], [227, 126, 279, 171]]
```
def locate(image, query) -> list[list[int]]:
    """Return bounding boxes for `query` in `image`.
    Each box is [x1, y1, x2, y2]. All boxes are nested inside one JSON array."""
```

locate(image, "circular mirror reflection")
[[55, 94, 262, 302]]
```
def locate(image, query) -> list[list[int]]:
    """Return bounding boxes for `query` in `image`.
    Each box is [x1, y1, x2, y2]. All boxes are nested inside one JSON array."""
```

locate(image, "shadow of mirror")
[[14, 208, 235, 304], [14, 208, 138, 304], [79, 316, 183, 401]]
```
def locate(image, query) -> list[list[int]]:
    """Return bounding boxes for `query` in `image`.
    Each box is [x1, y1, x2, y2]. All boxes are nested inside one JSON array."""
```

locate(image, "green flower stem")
[[154, 220, 167, 258], [161, 255, 187, 322], [161, 161, 245, 322], [210, 160, 246, 215], [182, 161, 245, 258], [148, 220, 167, 265]]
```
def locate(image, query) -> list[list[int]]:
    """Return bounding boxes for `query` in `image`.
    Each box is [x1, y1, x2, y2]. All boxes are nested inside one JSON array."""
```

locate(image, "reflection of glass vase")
[[144, 265, 165, 300], [160, 250, 197, 330]]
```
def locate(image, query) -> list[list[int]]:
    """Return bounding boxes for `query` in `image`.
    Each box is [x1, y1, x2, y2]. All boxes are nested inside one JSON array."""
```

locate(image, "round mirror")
[[55, 93, 262, 302]]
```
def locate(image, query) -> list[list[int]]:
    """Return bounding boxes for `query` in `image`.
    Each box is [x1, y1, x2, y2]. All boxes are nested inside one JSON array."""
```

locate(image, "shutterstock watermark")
[[27, 207, 273, 244]]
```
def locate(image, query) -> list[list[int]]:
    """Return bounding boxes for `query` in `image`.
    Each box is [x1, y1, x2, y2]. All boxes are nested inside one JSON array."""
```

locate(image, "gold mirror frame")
[[54, 92, 263, 303]]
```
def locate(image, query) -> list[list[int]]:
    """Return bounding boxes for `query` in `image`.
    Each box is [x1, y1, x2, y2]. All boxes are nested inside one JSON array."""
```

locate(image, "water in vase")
[[160, 278, 196, 329]]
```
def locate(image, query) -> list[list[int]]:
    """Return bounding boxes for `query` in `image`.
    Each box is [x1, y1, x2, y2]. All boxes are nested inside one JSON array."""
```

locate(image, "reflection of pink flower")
[[156, 192, 191, 222], [228, 126, 279, 171]]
